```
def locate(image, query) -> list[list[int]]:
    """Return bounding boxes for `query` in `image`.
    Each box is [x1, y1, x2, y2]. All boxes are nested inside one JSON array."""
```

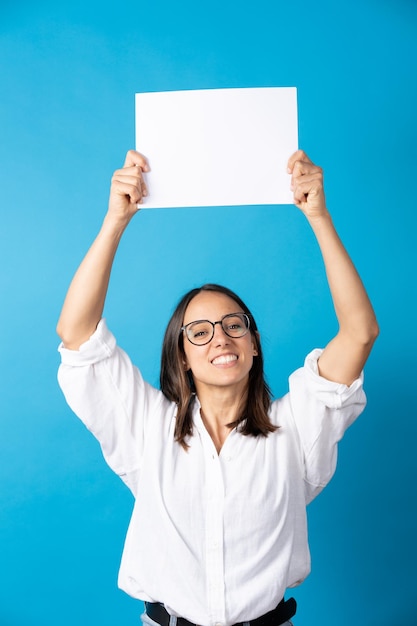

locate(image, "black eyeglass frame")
[[180, 312, 251, 346]]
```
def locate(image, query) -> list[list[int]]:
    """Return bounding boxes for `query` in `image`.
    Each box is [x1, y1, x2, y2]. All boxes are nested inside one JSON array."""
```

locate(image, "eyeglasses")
[[181, 312, 251, 346]]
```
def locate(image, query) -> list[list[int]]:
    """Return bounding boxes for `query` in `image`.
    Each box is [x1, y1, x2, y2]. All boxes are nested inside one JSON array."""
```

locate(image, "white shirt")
[[58, 320, 366, 626]]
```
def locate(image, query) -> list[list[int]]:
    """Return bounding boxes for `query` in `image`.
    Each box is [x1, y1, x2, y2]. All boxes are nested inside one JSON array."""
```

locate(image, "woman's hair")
[[160, 284, 276, 448]]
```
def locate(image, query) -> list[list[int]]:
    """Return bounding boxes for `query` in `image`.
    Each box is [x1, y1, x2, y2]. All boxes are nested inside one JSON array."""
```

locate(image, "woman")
[[57, 149, 378, 625]]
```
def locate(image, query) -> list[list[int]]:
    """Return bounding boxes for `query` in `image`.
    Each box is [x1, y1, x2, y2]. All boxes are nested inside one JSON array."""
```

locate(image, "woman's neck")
[[197, 385, 247, 453]]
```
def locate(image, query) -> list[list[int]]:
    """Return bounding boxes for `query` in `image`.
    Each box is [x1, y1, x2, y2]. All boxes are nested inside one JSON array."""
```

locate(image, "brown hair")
[[160, 284, 276, 448]]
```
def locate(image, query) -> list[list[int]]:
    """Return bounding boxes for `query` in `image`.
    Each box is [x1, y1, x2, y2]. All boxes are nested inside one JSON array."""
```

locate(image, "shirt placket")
[[205, 448, 226, 626]]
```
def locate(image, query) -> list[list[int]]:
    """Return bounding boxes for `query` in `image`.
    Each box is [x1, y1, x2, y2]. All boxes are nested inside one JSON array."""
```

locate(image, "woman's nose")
[[212, 322, 229, 345]]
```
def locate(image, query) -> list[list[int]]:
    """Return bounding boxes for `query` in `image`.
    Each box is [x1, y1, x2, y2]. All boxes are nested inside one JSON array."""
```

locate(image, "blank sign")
[[135, 87, 298, 209]]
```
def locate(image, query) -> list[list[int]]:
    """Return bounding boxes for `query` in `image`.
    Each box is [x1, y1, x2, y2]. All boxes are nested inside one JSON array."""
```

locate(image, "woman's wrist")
[[305, 209, 333, 233], [101, 211, 133, 241]]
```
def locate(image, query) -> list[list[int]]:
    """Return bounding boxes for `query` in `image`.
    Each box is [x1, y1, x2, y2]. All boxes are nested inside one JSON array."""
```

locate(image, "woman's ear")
[[252, 331, 260, 356]]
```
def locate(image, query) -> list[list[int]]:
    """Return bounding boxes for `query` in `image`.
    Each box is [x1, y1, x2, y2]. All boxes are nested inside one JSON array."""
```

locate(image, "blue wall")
[[1, 1, 416, 624]]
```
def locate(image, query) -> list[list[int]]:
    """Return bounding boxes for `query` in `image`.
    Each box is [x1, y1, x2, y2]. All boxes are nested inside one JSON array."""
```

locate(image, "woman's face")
[[182, 291, 258, 397]]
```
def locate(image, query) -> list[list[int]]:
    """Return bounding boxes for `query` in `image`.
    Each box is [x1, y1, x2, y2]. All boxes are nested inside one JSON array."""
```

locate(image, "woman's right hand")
[[107, 150, 149, 225]]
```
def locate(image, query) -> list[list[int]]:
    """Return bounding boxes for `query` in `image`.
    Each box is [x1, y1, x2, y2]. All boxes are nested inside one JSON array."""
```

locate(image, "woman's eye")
[[193, 330, 208, 338], [190, 325, 210, 338]]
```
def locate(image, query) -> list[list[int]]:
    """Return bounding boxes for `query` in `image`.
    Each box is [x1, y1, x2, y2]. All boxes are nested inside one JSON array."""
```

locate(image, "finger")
[[292, 160, 322, 180], [292, 179, 323, 205], [292, 160, 321, 176], [123, 149, 150, 172], [112, 180, 142, 204], [114, 169, 149, 202], [112, 171, 145, 186], [291, 170, 323, 190], [287, 149, 313, 173], [115, 179, 144, 204], [111, 171, 145, 203], [291, 169, 323, 197]]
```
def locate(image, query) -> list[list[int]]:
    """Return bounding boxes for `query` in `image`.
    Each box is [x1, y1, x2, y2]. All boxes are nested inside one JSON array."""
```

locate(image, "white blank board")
[[135, 87, 298, 209]]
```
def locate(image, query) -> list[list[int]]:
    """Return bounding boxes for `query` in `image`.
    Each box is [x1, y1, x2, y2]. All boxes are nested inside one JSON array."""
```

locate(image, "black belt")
[[145, 598, 297, 626]]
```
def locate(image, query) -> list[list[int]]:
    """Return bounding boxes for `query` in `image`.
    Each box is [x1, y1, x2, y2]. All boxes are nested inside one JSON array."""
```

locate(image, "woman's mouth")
[[211, 354, 238, 366]]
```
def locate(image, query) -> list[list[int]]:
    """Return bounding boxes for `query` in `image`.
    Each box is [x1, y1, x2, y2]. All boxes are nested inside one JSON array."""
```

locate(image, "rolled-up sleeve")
[[57, 319, 169, 495], [288, 348, 366, 504]]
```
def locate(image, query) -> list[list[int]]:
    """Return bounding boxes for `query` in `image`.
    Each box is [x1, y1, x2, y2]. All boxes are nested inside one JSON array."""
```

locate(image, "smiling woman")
[[160, 285, 273, 451], [56, 148, 378, 626]]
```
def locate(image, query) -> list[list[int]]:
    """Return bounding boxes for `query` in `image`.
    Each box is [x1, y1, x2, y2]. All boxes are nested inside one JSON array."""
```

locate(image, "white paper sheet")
[[135, 87, 298, 209]]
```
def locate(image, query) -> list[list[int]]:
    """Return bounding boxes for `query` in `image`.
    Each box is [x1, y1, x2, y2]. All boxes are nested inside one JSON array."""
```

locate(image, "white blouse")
[[58, 319, 366, 626]]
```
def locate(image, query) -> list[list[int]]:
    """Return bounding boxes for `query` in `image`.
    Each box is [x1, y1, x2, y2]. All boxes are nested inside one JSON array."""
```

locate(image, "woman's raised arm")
[[56, 150, 149, 350], [287, 150, 379, 386]]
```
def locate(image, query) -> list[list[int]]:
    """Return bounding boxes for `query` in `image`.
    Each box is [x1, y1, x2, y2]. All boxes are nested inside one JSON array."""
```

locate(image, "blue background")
[[1, 1, 416, 624]]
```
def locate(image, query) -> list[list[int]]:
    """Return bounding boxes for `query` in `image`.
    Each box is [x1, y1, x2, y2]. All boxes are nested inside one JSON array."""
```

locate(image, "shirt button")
[[215, 622, 223, 626]]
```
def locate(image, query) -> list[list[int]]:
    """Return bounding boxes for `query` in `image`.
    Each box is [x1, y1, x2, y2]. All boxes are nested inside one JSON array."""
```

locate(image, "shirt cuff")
[[58, 319, 116, 366], [304, 348, 365, 409]]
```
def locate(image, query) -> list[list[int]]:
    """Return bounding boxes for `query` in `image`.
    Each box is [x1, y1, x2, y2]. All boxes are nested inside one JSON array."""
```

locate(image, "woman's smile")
[[211, 353, 239, 367]]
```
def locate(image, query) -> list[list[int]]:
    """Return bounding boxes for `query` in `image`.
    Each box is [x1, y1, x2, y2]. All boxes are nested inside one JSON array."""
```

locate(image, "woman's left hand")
[[287, 150, 328, 220]]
